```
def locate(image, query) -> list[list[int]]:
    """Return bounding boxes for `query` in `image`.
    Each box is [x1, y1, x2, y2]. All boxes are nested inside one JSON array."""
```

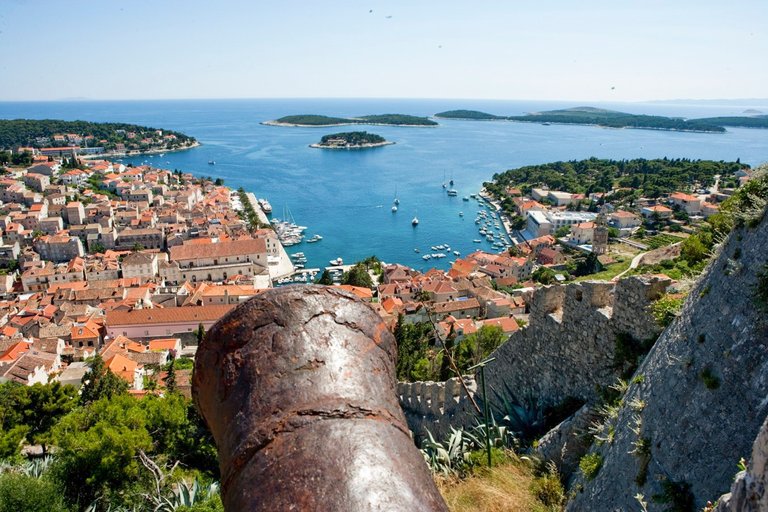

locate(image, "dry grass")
[[435, 458, 555, 512]]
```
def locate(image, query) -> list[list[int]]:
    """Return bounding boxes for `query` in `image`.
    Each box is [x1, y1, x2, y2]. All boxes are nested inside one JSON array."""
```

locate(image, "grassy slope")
[[436, 460, 560, 512]]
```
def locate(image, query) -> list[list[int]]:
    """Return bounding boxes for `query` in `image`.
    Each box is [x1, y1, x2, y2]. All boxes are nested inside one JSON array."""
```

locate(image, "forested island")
[[310, 131, 393, 149], [264, 113, 437, 127], [484, 157, 747, 198], [0, 119, 198, 155], [436, 106, 768, 132]]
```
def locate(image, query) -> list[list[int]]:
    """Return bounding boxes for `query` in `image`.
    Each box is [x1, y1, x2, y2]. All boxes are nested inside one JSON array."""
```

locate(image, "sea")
[[1, 98, 767, 272]]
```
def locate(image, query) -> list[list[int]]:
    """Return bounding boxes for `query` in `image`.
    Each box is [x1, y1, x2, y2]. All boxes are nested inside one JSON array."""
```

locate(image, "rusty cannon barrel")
[[193, 285, 448, 511]]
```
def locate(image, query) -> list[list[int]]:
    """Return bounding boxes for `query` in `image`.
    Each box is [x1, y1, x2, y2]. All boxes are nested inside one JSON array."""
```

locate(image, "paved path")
[[612, 251, 647, 281]]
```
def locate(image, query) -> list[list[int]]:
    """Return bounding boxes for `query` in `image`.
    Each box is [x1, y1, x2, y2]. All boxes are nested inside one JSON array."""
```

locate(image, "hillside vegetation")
[[484, 157, 746, 198], [270, 113, 437, 126], [436, 106, 768, 132], [0, 119, 196, 151], [317, 131, 387, 146]]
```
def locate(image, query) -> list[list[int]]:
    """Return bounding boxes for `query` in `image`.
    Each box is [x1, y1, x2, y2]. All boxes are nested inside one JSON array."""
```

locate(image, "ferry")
[[258, 199, 273, 214]]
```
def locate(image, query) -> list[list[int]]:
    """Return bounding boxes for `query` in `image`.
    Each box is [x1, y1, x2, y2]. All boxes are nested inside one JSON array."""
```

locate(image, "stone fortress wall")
[[398, 275, 670, 440]]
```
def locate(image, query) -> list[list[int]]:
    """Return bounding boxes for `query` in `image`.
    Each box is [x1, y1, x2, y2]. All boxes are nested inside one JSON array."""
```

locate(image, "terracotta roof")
[[169, 238, 266, 261], [432, 298, 481, 314], [0, 341, 31, 362], [148, 338, 179, 351], [105, 353, 137, 384], [106, 304, 235, 326], [480, 317, 520, 333], [337, 285, 373, 300]]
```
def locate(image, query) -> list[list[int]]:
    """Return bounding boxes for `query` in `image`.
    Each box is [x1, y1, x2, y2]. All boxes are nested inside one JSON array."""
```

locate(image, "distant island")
[[310, 131, 394, 149], [435, 106, 768, 132], [264, 113, 437, 127], [0, 119, 198, 157]]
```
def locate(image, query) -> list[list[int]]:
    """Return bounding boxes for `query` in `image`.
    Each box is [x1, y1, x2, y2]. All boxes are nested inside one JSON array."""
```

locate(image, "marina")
[[23, 98, 764, 275]]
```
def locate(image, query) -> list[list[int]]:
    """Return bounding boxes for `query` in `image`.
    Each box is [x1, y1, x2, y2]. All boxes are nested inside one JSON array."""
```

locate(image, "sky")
[[0, 0, 766, 102]]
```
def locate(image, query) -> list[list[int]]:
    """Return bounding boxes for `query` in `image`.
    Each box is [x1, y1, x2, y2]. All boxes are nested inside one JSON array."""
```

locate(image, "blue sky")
[[0, 0, 765, 101]]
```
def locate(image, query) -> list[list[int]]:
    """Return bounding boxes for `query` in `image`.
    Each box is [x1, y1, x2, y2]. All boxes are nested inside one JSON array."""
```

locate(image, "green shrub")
[[700, 367, 721, 390], [579, 452, 603, 481], [0, 472, 69, 512], [650, 295, 685, 327], [756, 264, 768, 309], [530, 461, 565, 509], [652, 479, 695, 512]]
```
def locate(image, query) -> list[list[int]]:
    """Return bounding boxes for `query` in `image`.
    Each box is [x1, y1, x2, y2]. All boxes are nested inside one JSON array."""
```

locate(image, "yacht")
[[330, 258, 343, 266]]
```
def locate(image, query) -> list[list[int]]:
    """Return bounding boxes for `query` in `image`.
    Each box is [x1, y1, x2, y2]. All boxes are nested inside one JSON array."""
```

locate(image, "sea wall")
[[398, 275, 670, 440], [568, 213, 768, 511]]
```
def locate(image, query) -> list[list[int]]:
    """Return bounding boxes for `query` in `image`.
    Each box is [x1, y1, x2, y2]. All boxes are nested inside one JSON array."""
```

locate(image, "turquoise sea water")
[[1, 99, 767, 271]]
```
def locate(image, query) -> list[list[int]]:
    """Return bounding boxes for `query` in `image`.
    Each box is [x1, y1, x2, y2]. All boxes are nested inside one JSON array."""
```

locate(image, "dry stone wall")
[[398, 276, 669, 440], [568, 213, 768, 512]]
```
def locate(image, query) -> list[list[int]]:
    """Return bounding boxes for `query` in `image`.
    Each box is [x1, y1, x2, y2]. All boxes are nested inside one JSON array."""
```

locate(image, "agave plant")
[[420, 427, 471, 476], [22, 455, 54, 478], [489, 384, 546, 443]]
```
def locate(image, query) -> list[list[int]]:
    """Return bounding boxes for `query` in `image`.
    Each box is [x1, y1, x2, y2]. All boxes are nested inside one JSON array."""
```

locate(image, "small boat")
[[459, 212, 464, 217], [422, 254, 432, 260], [453, 251, 460, 256], [412, 216, 419, 226], [414, 248, 420, 253], [447, 189, 458, 196], [391, 205, 398, 212], [208, 160, 215, 165], [462, 196, 469, 201], [473, 239, 482, 243]]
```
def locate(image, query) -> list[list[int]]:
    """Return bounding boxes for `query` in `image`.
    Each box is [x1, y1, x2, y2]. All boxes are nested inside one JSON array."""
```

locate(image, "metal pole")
[[481, 365, 492, 467]]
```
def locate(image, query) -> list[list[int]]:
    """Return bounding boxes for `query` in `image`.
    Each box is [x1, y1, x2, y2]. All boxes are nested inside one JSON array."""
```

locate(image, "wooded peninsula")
[[435, 107, 768, 132], [484, 157, 746, 199], [264, 113, 437, 127], [0, 119, 198, 154], [310, 131, 393, 149]]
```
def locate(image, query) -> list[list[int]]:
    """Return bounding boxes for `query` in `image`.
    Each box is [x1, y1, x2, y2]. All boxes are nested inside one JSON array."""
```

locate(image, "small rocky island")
[[310, 131, 394, 149]]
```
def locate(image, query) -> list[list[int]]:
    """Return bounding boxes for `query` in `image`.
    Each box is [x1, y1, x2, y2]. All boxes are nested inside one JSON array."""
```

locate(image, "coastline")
[[435, 117, 723, 134], [262, 120, 436, 128], [81, 140, 201, 160], [309, 141, 395, 149]]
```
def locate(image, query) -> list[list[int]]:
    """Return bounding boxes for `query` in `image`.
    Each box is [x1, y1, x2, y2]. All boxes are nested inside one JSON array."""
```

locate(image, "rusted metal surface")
[[193, 285, 448, 512]]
